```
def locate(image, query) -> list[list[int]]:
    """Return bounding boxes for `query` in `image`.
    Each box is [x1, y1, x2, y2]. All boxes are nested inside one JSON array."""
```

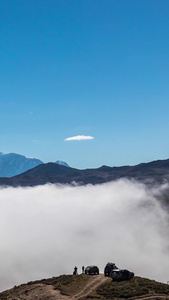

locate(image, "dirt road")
[[5, 275, 169, 300], [70, 274, 108, 299], [6, 274, 108, 300]]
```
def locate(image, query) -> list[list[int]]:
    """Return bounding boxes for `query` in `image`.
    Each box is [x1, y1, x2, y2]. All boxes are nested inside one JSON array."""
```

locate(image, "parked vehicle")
[[85, 265, 99, 275], [104, 262, 117, 277], [104, 262, 134, 281], [111, 268, 134, 281]]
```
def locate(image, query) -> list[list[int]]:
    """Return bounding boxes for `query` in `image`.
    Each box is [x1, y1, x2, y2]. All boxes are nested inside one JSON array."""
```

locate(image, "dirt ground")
[[3, 274, 169, 300], [4, 274, 108, 300]]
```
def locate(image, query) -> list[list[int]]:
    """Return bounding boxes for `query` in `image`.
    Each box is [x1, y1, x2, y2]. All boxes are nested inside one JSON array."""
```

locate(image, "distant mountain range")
[[0, 152, 69, 177], [0, 155, 169, 187]]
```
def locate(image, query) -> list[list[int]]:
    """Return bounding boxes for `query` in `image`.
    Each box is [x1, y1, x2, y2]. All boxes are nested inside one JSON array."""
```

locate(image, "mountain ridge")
[[1, 158, 169, 187], [0, 152, 69, 177], [0, 152, 43, 177]]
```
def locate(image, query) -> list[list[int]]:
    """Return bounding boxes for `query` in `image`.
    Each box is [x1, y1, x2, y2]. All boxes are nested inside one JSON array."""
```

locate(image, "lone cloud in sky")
[[64, 135, 94, 141]]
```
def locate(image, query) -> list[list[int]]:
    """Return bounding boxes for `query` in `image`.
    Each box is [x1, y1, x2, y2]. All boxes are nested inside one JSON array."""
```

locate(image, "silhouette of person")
[[73, 266, 78, 275], [82, 266, 85, 274]]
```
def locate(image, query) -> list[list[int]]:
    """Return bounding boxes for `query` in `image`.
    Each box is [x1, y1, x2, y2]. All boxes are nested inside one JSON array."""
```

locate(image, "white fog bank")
[[0, 179, 169, 291]]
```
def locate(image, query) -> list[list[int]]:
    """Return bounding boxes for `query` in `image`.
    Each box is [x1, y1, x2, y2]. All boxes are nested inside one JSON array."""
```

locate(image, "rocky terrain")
[[1, 274, 169, 300]]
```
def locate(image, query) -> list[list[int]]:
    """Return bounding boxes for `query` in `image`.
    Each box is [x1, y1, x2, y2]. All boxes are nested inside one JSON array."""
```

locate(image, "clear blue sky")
[[1, 0, 169, 169]]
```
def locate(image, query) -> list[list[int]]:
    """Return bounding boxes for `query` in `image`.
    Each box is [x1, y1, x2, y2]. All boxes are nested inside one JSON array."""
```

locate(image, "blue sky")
[[0, 0, 169, 169]]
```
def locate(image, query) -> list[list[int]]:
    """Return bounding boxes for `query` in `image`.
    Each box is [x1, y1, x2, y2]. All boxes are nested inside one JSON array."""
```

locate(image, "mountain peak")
[[0, 152, 70, 178], [55, 160, 70, 167], [0, 152, 43, 177]]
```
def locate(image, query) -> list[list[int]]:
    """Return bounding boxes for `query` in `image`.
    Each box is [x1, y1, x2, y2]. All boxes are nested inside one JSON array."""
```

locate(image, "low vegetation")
[[92, 276, 169, 299], [32, 274, 93, 296], [1, 275, 169, 299], [0, 274, 93, 299]]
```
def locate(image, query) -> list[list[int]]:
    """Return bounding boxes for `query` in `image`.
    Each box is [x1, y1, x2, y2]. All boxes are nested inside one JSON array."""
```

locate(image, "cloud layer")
[[64, 135, 94, 141], [0, 180, 169, 292]]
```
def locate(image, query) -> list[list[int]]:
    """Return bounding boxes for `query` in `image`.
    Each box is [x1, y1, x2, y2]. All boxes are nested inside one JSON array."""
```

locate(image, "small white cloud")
[[64, 135, 94, 141]]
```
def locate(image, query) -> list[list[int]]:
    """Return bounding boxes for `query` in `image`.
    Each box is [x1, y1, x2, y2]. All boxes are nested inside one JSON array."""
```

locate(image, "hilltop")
[[1, 274, 169, 300]]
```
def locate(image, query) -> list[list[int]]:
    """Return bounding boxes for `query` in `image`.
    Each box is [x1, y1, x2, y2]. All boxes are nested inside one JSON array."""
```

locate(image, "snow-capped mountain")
[[0, 152, 70, 177], [0, 152, 43, 177], [55, 160, 70, 167]]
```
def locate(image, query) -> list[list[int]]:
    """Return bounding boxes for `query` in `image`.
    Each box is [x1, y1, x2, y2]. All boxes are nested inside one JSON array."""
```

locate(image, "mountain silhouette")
[[0, 158, 169, 187], [0, 152, 70, 177]]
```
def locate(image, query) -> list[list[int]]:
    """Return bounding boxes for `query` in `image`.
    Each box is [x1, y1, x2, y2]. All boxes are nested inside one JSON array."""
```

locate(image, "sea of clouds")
[[0, 179, 169, 291]]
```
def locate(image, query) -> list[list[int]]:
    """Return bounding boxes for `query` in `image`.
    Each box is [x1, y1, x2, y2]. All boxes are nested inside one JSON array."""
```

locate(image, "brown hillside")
[[1, 274, 169, 300]]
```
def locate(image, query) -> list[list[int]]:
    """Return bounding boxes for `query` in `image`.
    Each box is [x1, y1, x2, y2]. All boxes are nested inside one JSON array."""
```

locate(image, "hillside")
[[1, 274, 169, 300], [1, 158, 169, 186]]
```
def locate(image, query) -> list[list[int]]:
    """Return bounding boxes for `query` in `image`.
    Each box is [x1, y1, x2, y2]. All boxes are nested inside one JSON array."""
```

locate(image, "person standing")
[[73, 266, 78, 275]]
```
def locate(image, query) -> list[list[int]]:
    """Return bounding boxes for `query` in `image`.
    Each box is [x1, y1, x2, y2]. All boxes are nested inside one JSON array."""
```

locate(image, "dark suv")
[[104, 262, 117, 277], [111, 269, 134, 281], [85, 265, 99, 275], [104, 262, 134, 281]]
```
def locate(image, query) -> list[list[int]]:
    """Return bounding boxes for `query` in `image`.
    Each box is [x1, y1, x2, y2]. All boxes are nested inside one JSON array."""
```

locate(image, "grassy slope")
[[0, 275, 93, 299], [1, 275, 169, 299], [93, 276, 169, 299]]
